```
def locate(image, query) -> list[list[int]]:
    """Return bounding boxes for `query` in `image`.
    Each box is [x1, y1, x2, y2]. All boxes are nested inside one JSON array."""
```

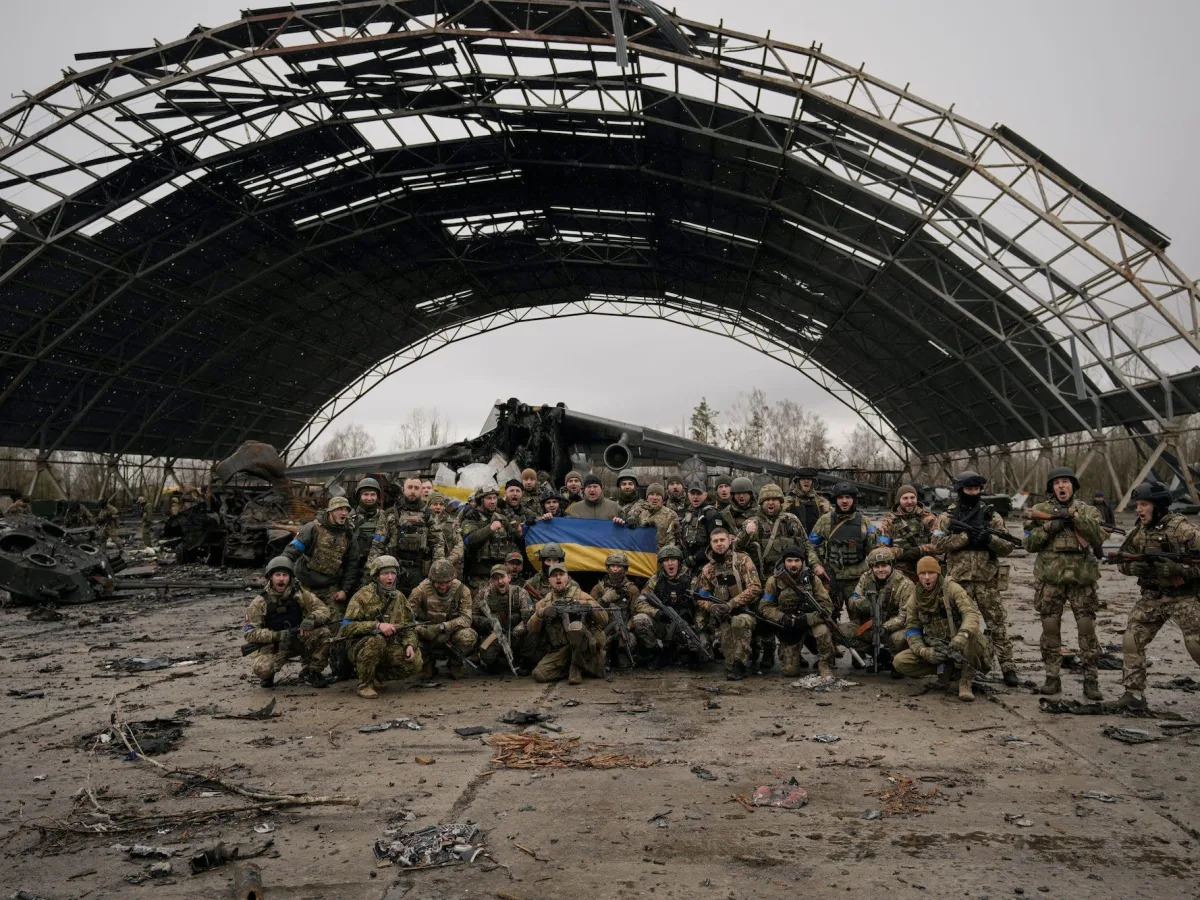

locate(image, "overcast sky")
[[4, 1, 1198, 452]]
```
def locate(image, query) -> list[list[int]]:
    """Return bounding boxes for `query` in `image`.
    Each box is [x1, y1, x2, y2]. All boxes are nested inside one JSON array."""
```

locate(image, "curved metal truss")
[[0, 0, 1197, 462]]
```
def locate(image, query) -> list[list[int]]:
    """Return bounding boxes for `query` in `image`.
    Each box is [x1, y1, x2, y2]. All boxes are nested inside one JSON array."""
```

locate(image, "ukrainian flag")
[[525, 519, 658, 578]]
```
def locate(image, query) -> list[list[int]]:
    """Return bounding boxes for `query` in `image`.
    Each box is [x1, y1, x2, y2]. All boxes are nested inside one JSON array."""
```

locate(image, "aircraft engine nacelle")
[[602, 434, 632, 471]]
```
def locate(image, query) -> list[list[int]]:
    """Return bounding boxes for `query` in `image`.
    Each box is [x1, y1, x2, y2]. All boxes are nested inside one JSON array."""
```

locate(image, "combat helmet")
[[369, 554, 400, 578], [657, 544, 684, 562], [1045, 466, 1079, 494], [730, 476, 754, 495], [429, 559, 456, 582], [537, 542, 565, 562], [605, 551, 630, 568], [356, 476, 382, 501], [265, 555, 294, 577], [866, 547, 894, 567]]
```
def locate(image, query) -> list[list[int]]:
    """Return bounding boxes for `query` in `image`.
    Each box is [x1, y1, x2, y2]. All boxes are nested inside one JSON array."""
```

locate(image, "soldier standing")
[[340, 555, 422, 698], [892, 556, 991, 702], [520, 468, 541, 517], [736, 483, 808, 575], [1022, 467, 1106, 699], [284, 495, 361, 622], [566, 475, 623, 521], [242, 556, 332, 688], [527, 563, 609, 684], [664, 476, 689, 517], [785, 467, 831, 534], [473, 563, 535, 674], [461, 486, 523, 590], [561, 470, 585, 506], [879, 483, 936, 581], [615, 469, 641, 516], [625, 483, 680, 550], [695, 526, 762, 681], [372, 476, 445, 592], [408, 559, 478, 678], [426, 493, 465, 577], [349, 477, 387, 589], [843, 547, 913, 666], [931, 471, 1019, 687], [759, 545, 836, 677], [1113, 481, 1200, 709], [630, 545, 701, 666], [808, 482, 877, 621], [724, 477, 758, 531], [679, 480, 725, 570], [713, 475, 733, 511]]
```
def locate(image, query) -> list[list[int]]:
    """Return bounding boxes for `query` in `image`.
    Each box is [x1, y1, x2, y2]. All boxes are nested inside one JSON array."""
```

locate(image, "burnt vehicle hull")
[[0, 515, 115, 605]]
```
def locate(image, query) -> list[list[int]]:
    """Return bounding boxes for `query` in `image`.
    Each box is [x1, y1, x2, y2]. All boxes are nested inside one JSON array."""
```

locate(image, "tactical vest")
[[395, 504, 430, 557], [652, 573, 692, 609], [263, 589, 304, 630], [308, 522, 351, 576], [792, 494, 822, 533], [473, 510, 518, 563], [757, 513, 803, 568], [681, 507, 713, 553], [1042, 502, 1091, 554], [773, 571, 816, 615], [950, 502, 992, 552], [352, 506, 382, 549], [826, 512, 867, 571], [707, 555, 745, 602], [889, 511, 927, 550]]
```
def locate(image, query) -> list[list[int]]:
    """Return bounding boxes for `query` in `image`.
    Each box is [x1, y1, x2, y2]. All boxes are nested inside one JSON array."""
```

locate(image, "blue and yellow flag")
[[524, 519, 658, 578]]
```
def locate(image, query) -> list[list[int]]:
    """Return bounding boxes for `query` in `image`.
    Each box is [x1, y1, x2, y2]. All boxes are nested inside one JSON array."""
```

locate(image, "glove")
[[918, 646, 939, 664], [300, 617, 315, 631], [1153, 560, 1186, 581], [655, 608, 672, 623], [949, 632, 968, 653], [966, 529, 990, 551], [1043, 518, 1066, 535], [707, 601, 732, 622], [1126, 561, 1150, 577], [779, 613, 801, 631], [278, 628, 300, 656], [882, 617, 902, 632], [417, 624, 438, 641]]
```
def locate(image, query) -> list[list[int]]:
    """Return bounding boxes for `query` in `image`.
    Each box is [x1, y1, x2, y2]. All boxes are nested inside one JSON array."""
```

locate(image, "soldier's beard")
[[958, 492, 980, 509], [710, 549, 728, 563]]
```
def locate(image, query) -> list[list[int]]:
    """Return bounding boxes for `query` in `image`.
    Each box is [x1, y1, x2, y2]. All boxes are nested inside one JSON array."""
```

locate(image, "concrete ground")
[[1, 513, 1198, 899]]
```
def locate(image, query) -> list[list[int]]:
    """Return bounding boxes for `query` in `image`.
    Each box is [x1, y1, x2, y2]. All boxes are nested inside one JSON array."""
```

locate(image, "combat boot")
[[298, 668, 332, 688], [1002, 669, 1020, 688], [958, 666, 976, 702], [725, 661, 747, 682], [817, 660, 834, 678], [420, 657, 435, 679], [357, 684, 378, 699], [1114, 690, 1147, 711], [759, 639, 776, 674], [568, 662, 583, 685], [1039, 676, 1062, 696], [258, 673, 275, 688], [1082, 677, 1102, 701], [448, 661, 464, 679]]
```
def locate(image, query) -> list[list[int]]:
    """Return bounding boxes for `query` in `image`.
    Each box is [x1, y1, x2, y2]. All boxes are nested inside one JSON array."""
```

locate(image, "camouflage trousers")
[[532, 627, 607, 682], [629, 612, 709, 663], [716, 612, 755, 668], [893, 631, 990, 681], [1034, 580, 1099, 678], [829, 579, 857, 619], [779, 623, 837, 677], [249, 627, 331, 680], [959, 581, 1015, 673], [1122, 589, 1200, 692], [349, 635, 423, 688], [309, 586, 347, 624], [418, 626, 479, 670], [477, 623, 536, 674], [105, 524, 123, 551], [839, 622, 906, 661]]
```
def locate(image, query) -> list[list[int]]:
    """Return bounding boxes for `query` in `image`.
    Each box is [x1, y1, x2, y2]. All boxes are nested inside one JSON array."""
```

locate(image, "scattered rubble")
[[374, 823, 484, 868]]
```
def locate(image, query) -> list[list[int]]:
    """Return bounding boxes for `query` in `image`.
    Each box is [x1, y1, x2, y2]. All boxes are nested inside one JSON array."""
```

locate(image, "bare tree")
[[390, 408, 452, 450], [321, 424, 377, 461], [840, 422, 899, 470]]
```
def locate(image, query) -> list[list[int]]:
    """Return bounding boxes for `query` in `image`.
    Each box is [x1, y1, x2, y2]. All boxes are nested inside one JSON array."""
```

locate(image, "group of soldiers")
[[242, 464, 1200, 708]]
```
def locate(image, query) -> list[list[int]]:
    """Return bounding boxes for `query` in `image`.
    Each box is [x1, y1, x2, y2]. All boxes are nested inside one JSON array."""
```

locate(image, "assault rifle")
[[640, 589, 712, 661], [412, 618, 480, 671], [1103, 550, 1200, 588], [926, 638, 968, 671], [864, 585, 888, 674], [948, 505, 1021, 547], [1021, 507, 1126, 537], [240, 621, 315, 657], [479, 600, 521, 677], [549, 602, 636, 667]]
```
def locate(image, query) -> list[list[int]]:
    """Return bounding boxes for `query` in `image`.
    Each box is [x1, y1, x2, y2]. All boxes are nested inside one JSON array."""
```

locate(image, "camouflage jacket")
[[527, 583, 608, 649], [664, 494, 689, 517], [931, 504, 1013, 584], [371, 499, 445, 564], [879, 505, 937, 568], [590, 575, 640, 615], [696, 550, 762, 610], [1117, 512, 1200, 593], [461, 505, 526, 566], [520, 572, 582, 610], [350, 504, 387, 558], [632, 568, 696, 620], [407, 578, 474, 633], [903, 577, 981, 651], [849, 569, 914, 631], [1021, 497, 1104, 586], [736, 509, 809, 575], [473, 583, 527, 632], [625, 502, 679, 549], [243, 583, 330, 645], [431, 512, 465, 569], [615, 490, 641, 519], [785, 489, 831, 534], [760, 568, 831, 623], [723, 500, 759, 532], [340, 582, 416, 648], [807, 510, 877, 582], [284, 511, 361, 592]]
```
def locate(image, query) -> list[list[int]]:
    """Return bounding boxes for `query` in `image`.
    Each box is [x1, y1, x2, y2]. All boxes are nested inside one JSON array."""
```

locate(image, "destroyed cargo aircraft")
[[0, 514, 115, 605]]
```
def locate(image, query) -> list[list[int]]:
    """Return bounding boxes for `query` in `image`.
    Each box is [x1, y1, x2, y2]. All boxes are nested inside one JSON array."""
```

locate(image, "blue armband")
[[905, 628, 922, 639], [808, 532, 823, 546], [761, 593, 777, 605], [877, 535, 892, 546], [289, 538, 307, 552], [696, 589, 715, 600]]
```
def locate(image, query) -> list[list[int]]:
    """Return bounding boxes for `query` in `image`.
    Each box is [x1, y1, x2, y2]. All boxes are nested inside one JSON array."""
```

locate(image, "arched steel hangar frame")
[[0, 0, 1197, 504]]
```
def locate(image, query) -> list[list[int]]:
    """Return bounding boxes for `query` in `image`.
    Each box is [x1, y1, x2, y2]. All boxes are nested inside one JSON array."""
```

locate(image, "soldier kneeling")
[[527, 563, 609, 684], [892, 556, 992, 702], [341, 555, 423, 699], [242, 556, 333, 688], [408, 559, 479, 678], [759, 545, 836, 677], [841, 547, 914, 670]]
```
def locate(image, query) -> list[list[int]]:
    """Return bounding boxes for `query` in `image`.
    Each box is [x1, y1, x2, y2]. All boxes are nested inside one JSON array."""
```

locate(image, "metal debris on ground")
[[752, 783, 809, 809], [862, 809, 883, 820], [1102, 725, 1159, 744], [487, 733, 657, 770], [791, 674, 859, 692], [1078, 791, 1118, 803], [86, 717, 190, 756], [1038, 698, 1182, 719], [499, 710, 550, 726], [1151, 676, 1200, 693], [213, 697, 278, 720], [358, 718, 421, 734], [454, 725, 490, 738], [117, 844, 175, 858], [8, 689, 45, 699], [812, 733, 840, 743], [103, 654, 210, 673], [373, 823, 484, 868], [1062, 647, 1123, 671], [866, 774, 945, 817], [690, 765, 719, 781], [188, 839, 274, 875]]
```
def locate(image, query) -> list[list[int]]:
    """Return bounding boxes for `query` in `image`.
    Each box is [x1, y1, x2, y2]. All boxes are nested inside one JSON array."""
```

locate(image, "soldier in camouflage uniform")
[[615, 470, 642, 517], [759, 545, 836, 677], [893, 556, 992, 701], [426, 493, 465, 578], [408, 559, 478, 678], [591, 551, 641, 666], [736, 483, 808, 576], [521, 542, 571, 604], [1113, 481, 1200, 709], [879, 483, 936, 581], [808, 482, 878, 620], [785, 467, 831, 535], [625, 483, 680, 550], [630, 545, 701, 666], [283, 495, 362, 622], [665, 475, 689, 517], [1021, 467, 1107, 699], [679, 480, 725, 570], [371, 477, 445, 593], [349, 477, 387, 590], [242, 556, 332, 688], [930, 471, 1019, 687], [527, 563, 609, 684], [520, 468, 542, 518], [461, 485, 525, 590], [713, 475, 733, 512], [561, 470, 585, 507], [843, 547, 913, 666], [340, 555, 422, 698], [97, 500, 123, 551], [695, 526, 762, 680], [473, 563, 535, 674], [724, 476, 759, 531]]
